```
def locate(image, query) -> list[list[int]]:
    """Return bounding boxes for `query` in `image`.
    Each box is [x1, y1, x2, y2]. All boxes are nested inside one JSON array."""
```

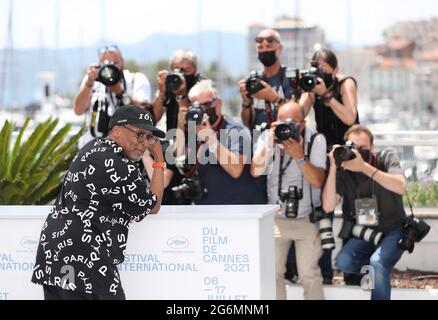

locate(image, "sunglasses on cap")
[[255, 36, 278, 44], [98, 45, 119, 55]]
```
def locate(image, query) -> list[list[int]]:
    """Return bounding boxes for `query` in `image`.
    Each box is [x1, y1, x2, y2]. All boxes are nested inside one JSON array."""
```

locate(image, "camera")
[[166, 69, 185, 93], [245, 71, 264, 96], [398, 216, 431, 253], [309, 208, 335, 251], [171, 176, 208, 204], [98, 60, 122, 86], [274, 119, 301, 142], [333, 141, 358, 166], [285, 68, 301, 92], [299, 67, 334, 92], [338, 218, 356, 240], [280, 186, 303, 219], [186, 102, 205, 126], [352, 226, 384, 246]]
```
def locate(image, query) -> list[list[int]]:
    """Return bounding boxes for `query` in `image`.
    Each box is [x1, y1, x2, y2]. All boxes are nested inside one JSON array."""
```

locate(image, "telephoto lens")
[[166, 69, 184, 92], [300, 72, 318, 92], [98, 60, 122, 86], [319, 218, 335, 251], [274, 120, 301, 142], [352, 226, 384, 246], [333, 141, 358, 166]]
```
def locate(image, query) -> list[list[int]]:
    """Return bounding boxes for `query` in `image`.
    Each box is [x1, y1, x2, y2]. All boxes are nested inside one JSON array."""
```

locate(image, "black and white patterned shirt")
[[31, 138, 157, 296]]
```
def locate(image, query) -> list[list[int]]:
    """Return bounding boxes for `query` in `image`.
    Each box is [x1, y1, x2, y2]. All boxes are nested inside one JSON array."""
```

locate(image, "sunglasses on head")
[[255, 36, 278, 44], [98, 45, 119, 56]]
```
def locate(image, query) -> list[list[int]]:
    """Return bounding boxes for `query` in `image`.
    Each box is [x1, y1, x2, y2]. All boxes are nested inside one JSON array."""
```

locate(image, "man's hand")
[[341, 149, 366, 173], [174, 76, 187, 97], [328, 144, 341, 168], [156, 70, 168, 97], [239, 79, 251, 105], [85, 64, 100, 87], [146, 139, 164, 162], [312, 78, 328, 96], [196, 114, 218, 146], [253, 80, 278, 102], [283, 137, 305, 160]]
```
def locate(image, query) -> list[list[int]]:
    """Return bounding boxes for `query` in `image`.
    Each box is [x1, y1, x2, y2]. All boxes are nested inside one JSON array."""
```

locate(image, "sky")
[[1, 0, 438, 50]]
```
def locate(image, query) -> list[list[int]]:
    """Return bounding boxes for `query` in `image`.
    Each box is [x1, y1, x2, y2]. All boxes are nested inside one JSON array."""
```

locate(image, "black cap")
[[108, 105, 165, 138]]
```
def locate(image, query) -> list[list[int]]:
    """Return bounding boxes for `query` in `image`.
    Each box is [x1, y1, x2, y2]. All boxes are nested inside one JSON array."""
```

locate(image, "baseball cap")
[[108, 105, 165, 138]]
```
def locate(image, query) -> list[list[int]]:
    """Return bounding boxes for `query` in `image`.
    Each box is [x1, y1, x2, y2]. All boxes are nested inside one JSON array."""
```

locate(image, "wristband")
[[371, 168, 379, 180], [152, 162, 166, 169]]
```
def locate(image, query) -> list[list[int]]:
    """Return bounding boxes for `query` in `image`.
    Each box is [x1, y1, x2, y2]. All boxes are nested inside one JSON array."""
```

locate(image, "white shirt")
[[78, 70, 151, 148], [255, 126, 327, 218]]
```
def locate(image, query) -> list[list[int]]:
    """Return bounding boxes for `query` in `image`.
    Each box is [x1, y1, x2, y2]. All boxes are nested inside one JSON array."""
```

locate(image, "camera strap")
[[306, 132, 321, 212], [264, 101, 274, 127], [277, 145, 304, 202], [108, 73, 127, 107], [261, 66, 289, 128], [277, 149, 291, 201]]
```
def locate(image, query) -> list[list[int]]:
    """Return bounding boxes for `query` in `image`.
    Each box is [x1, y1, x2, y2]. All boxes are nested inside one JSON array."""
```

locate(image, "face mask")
[[258, 50, 277, 67], [359, 149, 372, 163], [206, 108, 218, 125], [184, 74, 198, 92]]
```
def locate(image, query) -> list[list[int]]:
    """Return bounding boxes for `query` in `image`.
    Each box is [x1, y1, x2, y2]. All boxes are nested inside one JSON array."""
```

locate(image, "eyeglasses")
[[200, 98, 217, 109], [255, 36, 278, 44], [123, 126, 157, 144], [98, 45, 119, 56]]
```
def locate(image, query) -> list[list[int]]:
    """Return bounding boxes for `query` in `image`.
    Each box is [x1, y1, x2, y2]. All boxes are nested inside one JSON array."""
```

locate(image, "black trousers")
[[43, 285, 126, 300]]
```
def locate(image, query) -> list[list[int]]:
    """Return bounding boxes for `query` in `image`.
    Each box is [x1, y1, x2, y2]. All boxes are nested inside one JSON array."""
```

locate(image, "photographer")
[[239, 29, 293, 133], [322, 125, 407, 300], [299, 48, 360, 284], [151, 50, 201, 131], [74, 45, 152, 148], [300, 49, 359, 146], [148, 50, 202, 205], [176, 80, 266, 205], [251, 102, 327, 300]]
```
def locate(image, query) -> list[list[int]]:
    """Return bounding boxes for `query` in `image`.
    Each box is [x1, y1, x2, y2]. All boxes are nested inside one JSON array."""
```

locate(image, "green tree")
[[0, 118, 84, 205]]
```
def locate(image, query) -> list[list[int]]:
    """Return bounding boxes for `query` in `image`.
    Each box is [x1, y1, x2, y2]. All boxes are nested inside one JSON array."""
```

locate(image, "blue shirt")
[[195, 116, 267, 205], [252, 66, 293, 128]]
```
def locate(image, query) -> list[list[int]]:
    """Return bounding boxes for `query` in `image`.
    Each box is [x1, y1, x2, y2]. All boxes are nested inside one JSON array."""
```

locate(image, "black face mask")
[[206, 108, 218, 125], [184, 74, 198, 92], [258, 50, 277, 67], [359, 149, 372, 163]]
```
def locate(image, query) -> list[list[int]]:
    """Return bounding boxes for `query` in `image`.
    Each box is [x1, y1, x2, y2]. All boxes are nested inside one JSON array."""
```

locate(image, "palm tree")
[[0, 118, 84, 205]]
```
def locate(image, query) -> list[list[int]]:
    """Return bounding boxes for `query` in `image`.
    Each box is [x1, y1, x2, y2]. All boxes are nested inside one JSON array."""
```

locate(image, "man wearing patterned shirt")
[[31, 105, 165, 300]]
